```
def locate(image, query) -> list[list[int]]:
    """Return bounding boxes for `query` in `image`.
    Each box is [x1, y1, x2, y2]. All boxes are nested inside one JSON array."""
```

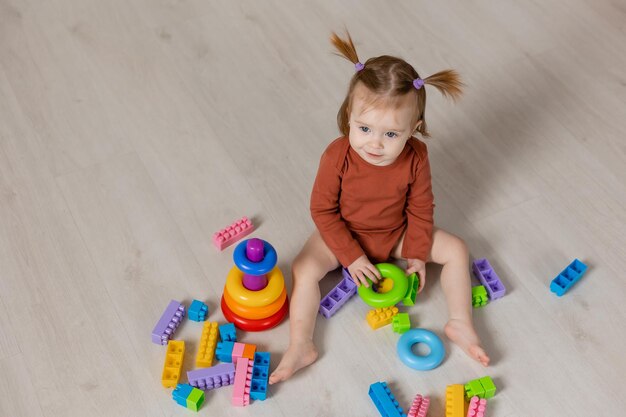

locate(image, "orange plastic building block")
[[162, 340, 185, 388], [213, 216, 254, 251], [196, 321, 218, 367], [242, 343, 257, 360], [446, 384, 466, 417], [366, 306, 399, 330]]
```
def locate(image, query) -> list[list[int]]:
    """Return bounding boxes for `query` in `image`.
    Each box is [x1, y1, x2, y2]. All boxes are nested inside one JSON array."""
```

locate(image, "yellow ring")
[[225, 266, 285, 307], [224, 286, 287, 319]]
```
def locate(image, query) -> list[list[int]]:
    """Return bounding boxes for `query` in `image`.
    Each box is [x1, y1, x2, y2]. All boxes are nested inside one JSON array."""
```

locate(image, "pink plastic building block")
[[232, 342, 245, 363], [232, 358, 253, 406], [408, 394, 430, 417], [213, 216, 254, 250], [466, 396, 487, 417]]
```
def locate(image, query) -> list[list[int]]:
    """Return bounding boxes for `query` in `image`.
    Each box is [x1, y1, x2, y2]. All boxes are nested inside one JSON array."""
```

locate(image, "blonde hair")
[[330, 31, 464, 138]]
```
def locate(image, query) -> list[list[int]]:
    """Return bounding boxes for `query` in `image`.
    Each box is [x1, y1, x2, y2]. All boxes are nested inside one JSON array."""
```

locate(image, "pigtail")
[[330, 31, 360, 65], [423, 69, 464, 102]]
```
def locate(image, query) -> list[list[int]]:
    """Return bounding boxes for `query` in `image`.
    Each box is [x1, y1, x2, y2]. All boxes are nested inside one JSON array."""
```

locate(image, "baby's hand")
[[406, 258, 427, 293], [348, 255, 381, 287]]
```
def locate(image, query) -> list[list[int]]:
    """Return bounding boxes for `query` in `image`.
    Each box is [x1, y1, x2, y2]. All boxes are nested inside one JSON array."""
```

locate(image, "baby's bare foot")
[[269, 340, 318, 384], [445, 318, 490, 366]]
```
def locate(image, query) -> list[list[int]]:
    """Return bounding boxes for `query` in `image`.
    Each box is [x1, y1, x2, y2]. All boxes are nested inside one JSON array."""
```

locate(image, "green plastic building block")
[[186, 388, 205, 411], [392, 313, 411, 333], [402, 273, 419, 306], [479, 376, 496, 398], [472, 286, 489, 308], [464, 376, 496, 400]]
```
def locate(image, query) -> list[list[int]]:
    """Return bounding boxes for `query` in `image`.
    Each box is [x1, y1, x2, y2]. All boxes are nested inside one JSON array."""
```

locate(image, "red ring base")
[[221, 293, 289, 332]]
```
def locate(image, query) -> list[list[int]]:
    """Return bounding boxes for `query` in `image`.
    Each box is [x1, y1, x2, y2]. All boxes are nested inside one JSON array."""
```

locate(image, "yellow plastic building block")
[[196, 321, 218, 367], [162, 340, 185, 388], [366, 307, 399, 330], [445, 384, 466, 417]]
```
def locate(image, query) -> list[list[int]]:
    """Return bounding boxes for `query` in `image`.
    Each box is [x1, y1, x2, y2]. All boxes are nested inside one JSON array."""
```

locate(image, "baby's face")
[[348, 84, 419, 167]]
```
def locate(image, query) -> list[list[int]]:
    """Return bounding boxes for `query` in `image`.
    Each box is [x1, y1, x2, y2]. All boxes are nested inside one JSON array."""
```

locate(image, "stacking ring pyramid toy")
[[221, 238, 289, 331]]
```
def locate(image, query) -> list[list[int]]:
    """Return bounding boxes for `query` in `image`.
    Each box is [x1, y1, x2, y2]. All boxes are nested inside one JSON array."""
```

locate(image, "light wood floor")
[[1, 1, 625, 416]]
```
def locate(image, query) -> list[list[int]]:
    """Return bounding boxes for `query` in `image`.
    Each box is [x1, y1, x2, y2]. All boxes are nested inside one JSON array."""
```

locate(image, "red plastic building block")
[[408, 393, 430, 417], [213, 216, 254, 251], [466, 396, 487, 417]]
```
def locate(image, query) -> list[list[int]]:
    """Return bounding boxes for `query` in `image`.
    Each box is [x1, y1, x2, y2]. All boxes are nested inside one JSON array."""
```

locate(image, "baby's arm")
[[310, 148, 380, 286], [403, 141, 435, 290]]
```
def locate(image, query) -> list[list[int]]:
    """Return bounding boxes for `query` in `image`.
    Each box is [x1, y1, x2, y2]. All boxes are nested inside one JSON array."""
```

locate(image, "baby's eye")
[[359, 126, 370, 133], [385, 132, 398, 139]]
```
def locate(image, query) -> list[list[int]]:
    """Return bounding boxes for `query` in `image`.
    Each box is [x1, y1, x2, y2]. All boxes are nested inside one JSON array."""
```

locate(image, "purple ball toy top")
[[246, 238, 265, 262]]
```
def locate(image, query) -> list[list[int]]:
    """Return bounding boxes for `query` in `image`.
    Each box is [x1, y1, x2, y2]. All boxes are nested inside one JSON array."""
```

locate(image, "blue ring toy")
[[233, 239, 277, 275], [397, 328, 445, 370]]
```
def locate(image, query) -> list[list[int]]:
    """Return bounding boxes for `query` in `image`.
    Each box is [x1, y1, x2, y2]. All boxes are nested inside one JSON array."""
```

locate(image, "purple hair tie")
[[355, 62, 365, 72], [413, 78, 425, 89]]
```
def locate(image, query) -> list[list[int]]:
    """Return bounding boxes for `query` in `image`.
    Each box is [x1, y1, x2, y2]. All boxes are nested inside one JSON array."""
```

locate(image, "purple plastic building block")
[[187, 363, 236, 390], [151, 300, 185, 345], [319, 268, 358, 318], [472, 259, 506, 300]]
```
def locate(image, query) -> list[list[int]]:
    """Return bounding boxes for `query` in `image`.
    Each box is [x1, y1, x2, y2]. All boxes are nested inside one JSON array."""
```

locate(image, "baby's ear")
[[413, 120, 423, 132]]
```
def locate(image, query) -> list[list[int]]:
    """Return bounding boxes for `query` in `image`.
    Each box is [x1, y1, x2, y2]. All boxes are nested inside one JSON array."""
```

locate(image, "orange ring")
[[221, 294, 289, 332], [223, 286, 287, 319]]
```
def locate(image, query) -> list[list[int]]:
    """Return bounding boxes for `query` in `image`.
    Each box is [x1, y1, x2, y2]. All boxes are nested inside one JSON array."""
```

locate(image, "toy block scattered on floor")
[[472, 259, 506, 300], [464, 376, 496, 400], [392, 313, 411, 334], [466, 396, 487, 417], [196, 321, 218, 367], [232, 342, 245, 363], [242, 343, 257, 360], [471, 286, 488, 308], [319, 268, 358, 318], [219, 323, 237, 342], [152, 300, 185, 345], [216, 341, 235, 362], [213, 216, 254, 251], [161, 340, 185, 388], [187, 363, 236, 390], [408, 393, 430, 417], [188, 300, 209, 322], [550, 258, 588, 296], [445, 384, 466, 417], [367, 306, 400, 330], [232, 358, 253, 406], [172, 383, 205, 412], [250, 352, 270, 401], [368, 381, 406, 417], [402, 273, 419, 306]]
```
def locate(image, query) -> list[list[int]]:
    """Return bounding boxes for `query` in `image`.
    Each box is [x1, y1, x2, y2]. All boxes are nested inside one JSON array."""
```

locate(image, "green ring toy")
[[357, 263, 410, 307]]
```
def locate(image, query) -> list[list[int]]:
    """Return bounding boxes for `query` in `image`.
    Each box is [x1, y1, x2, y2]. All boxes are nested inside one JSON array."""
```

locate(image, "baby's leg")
[[392, 227, 490, 366], [268, 230, 339, 384]]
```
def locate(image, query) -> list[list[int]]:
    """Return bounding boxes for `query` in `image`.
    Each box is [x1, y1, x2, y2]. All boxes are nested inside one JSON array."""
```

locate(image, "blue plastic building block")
[[472, 259, 506, 300], [550, 259, 588, 296], [188, 299, 209, 322], [219, 323, 237, 342], [216, 341, 235, 362], [368, 382, 407, 417], [172, 383, 193, 406], [172, 383, 205, 411], [250, 352, 270, 401], [319, 268, 358, 318]]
